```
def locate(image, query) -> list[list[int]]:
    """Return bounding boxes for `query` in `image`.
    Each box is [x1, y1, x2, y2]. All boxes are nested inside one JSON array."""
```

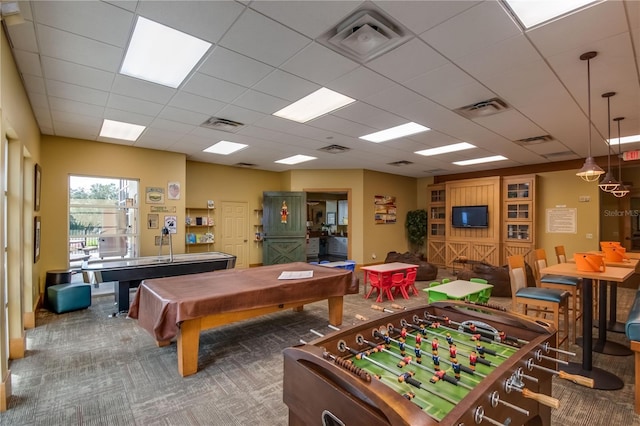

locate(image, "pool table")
[[82, 252, 237, 312], [128, 262, 356, 377]]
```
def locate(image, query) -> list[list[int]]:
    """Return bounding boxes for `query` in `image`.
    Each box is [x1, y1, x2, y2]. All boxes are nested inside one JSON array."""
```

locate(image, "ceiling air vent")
[[388, 160, 413, 166], [233, 162, 257, 168], [516, 135, 554, 145], [319, 8, 411, 63], [423, 168, 447, 174], [543, 151, 579, 160], [454, 98, 510, 119], [200, 117, 245, 133], [318, 144, 351, 154]]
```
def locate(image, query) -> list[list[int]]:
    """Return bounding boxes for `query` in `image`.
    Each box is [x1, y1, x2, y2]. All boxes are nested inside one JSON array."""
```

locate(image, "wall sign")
[[546, 208, 577, 233], [374, 195, 396, 224]]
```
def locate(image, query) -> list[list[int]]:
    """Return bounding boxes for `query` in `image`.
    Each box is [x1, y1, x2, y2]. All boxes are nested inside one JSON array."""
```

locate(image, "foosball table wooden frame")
[[284, 301, 592, 426]]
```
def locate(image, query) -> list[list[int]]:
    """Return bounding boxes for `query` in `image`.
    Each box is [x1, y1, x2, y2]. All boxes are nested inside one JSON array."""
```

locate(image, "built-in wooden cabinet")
[[502, 175, 536, 264], [427, 184, 446, 266]]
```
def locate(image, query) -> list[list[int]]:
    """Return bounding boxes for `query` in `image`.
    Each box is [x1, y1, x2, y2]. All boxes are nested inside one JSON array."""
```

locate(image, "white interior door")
[[220, 201, 248, 269]]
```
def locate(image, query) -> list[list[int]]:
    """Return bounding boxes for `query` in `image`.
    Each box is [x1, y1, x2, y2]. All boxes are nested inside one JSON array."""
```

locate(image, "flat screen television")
[[451, 205, 489, 228]]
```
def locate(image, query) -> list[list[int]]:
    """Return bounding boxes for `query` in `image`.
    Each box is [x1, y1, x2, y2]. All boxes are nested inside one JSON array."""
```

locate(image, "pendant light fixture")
[[598, 92, 619, 192], [576, 51, 605, 182], [611, 117, 629, 198]]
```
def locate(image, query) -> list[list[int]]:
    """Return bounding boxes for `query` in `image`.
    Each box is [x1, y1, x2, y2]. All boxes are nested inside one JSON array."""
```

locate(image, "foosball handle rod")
[[391, 303, 406, 310], [355, 314, 368, 321], [371, 304, 394, 313], [558, 370, 595, 388], [521, 388, 560, 409]]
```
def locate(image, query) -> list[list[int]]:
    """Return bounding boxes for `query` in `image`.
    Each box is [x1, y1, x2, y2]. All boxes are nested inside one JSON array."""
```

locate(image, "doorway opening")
[[305, 190, 349, 262]]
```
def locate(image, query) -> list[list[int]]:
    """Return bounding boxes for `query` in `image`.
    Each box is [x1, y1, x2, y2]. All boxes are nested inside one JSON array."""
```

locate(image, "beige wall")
[[186, 161, 286, 265], [536, 169, 601, 261], [40, 135, 187, 290]]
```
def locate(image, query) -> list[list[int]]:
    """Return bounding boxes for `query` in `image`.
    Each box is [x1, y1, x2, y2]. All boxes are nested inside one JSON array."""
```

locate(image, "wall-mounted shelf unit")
[[254, 209, 263, 243], [185, 206, 214, 252], [502, 175, 536, 264], [427, 184, 446, 266]]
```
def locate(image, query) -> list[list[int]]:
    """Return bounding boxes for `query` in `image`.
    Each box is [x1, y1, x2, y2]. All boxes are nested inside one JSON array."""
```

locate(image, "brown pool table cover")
[[128, 262, 355, 341]]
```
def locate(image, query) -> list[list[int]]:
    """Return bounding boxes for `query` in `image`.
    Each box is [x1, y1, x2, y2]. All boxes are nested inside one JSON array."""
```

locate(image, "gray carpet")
[[2, 271, 640, 425]]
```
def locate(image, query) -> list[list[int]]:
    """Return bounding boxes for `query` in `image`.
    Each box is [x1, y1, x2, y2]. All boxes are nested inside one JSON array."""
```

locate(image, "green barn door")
[[262, 191, 306, 265]]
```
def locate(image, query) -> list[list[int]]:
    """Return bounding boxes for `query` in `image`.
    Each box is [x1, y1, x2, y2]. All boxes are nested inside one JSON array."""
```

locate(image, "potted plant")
[[406, 209, 427, 255]]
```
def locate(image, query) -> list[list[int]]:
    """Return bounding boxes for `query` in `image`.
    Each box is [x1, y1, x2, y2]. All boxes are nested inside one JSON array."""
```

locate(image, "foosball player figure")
[[419, 323, 428, 336], [402, 391, 416, 401], [382, 332, 391, 349], [430, 370, 447, 384], [449, 343, 457, 360], [398, 336, 406, 356], [468, 323, 477, 333], [400, 327, 408, 339], [469, 350, 478, 371], [451, 358, 461, 380], [398, 371, 415, 383], [476, 341, 486, 359], [499, 331, 506, 343], [415, 333, 423, 345], [414, 343, 422, 364], [397, 356, 412, 368], [430, 321, 441, 329], [445, 332, 454, 346], [431, 338, 439, 355], [432, 354, 440, 371]]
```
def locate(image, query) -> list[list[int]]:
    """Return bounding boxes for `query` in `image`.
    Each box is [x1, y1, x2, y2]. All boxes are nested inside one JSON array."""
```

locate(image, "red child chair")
[[365, 271, 394, 303], [391, 272, 409, 299], [403, 270, 419, 296]]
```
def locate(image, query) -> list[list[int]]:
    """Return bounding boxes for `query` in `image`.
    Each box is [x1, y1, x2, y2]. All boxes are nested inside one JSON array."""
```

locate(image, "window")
[[69, 176, 139, 266]]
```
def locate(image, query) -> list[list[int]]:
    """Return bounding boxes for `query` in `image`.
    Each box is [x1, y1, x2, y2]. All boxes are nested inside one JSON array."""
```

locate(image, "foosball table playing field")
[[283, 301, 593, 426]]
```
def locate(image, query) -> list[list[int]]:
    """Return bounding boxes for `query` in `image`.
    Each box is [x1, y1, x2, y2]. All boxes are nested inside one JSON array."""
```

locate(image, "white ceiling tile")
[[219, 9, 310, 67], [250, 1, 362, 39], [326, 66, 396, 99], [36, 25, 123, 72], [308, 114, 376, 139], [421, 1, 520, 61], [148, 118, 195, 135], [5, 20, 38, 52], [280, 42, 359, 86], [56, 123, 100, 140], [32, 1, 134, 47], [111, 75, 176, 104], [367, 38, 448, 82], [102, 1, 138, 13], [27, 92, 49, 109], [13, 50, 42, 77], [23, 75, 46, 94], [362, 83, 426, 113], [373, 0, 481, 34], [182, 73, 246, 103], [104, 108, 155, 127], [136, 0, 245, 43], [46, 79, 109, 105], [157, 106, 210, 127], [51, 109, 103, 127], [42, 57, 114, 91], [107, 93, 164, 116], [331, 102, 404, 130], [135, 128, 187, 150], [214, 105, 268, 126], [198, 47, 274, 87], [48, 97, 105, 119], [252, 70, 319, 102], [232, 90, 289, 114], [472, 109, 546, 141], [168, 92, 226, 116]]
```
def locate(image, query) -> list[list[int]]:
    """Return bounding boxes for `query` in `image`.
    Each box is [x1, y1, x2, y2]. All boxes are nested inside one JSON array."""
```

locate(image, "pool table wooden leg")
[[177, 317, 201, 377], [328, 296, 343, 326]]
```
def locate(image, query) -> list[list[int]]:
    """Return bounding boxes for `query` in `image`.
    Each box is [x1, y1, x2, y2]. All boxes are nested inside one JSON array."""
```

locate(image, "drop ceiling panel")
[[252, 70, 320, 102], [13, 50, 42, 77], [36, 25, 123, 72], [373, 0, 481, 34], [331, 102, 404, 130], [308, 114, 375, 139], [110, 75, 176, 105], [6, 18, 38, 51], [157, 106, 210, 127], [48, 97, 105, 119], [46, 79, 109, 106], [214, 105, 268, 126], [136, 0, 245, 43], [107, 94, 164, 117], [27, 92, 49, 110], [281, 43, 359, 86], [472, 109, 547, 142], [168, 92, 226, 116], [249, 1, 363, 39], [23, 75, 46, 94], [148, 118, 195, 135], [32, 1, 134, 47], [218, 9, 311, 67], [362, 83, 427, 113], [198, 47, 275, 87], [232, 89, 290, 114], [104, 108, 155, 127], [325, 66, 396, 99], [366, 38, 448, 83], [41, 57, 113, 91], [182, 73, 247, 103]]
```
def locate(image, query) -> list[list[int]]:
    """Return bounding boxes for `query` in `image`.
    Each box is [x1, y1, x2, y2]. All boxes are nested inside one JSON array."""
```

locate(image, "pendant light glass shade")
[[598, 92, 619, 192], [611, 117, 629, 198], [577, 51, 605, 182]]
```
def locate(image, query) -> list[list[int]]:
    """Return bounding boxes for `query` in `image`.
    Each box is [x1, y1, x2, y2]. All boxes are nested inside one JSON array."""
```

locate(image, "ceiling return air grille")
[[514, 135, 554, 146], [318, 144, 351, 154], [233, 162, 257, 168], [319, 7, 411, 63], [200, 117, 244, 133], [388, 160, 413, 166], [454, 98, 510, 119]]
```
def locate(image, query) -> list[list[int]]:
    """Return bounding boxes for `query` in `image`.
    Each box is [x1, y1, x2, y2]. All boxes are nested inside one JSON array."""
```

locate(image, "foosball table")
[[283, 301, 593, 426]]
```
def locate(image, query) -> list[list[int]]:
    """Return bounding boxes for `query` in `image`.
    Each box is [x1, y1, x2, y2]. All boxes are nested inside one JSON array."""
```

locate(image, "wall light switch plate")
[[579, 196, 591, 202]]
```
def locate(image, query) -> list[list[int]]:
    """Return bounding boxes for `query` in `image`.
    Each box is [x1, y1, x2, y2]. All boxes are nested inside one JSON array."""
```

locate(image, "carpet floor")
[[2, 270, 640, 425]]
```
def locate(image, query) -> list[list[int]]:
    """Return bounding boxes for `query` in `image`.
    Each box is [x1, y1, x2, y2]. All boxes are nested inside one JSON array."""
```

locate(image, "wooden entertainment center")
[[427, 174, 536, 269]]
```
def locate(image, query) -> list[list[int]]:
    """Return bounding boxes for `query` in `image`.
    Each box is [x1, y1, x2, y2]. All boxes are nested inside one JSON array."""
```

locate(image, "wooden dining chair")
[[534, 248, 581, 343], [507, 254, 569, 351], [556, 244, 596, 318]]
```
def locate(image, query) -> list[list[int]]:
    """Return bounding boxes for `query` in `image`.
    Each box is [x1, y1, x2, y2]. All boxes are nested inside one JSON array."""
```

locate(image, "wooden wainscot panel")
[[428, 240, 446, 267]]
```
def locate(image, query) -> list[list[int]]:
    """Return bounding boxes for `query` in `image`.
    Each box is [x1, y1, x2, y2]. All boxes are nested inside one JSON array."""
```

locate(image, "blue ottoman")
[[47, 283, 91, 314]]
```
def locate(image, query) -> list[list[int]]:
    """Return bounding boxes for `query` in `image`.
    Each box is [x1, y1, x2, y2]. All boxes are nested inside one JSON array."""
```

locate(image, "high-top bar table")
[[540, 262, 634, 390]]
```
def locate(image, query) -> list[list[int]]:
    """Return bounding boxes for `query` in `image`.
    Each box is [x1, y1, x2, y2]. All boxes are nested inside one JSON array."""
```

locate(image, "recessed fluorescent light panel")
[[99, 119, 146, 141], [360, 122, 430, 143], [503, 0, 600, 29], [203, 141, 248, 155], [607, 134, 640, 146], [275, 155, 317, 165], [415, 142, 476, 156], [453, 155, 508, 166], [273, 88, 355, 123], [121, 17, 211, 88]]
